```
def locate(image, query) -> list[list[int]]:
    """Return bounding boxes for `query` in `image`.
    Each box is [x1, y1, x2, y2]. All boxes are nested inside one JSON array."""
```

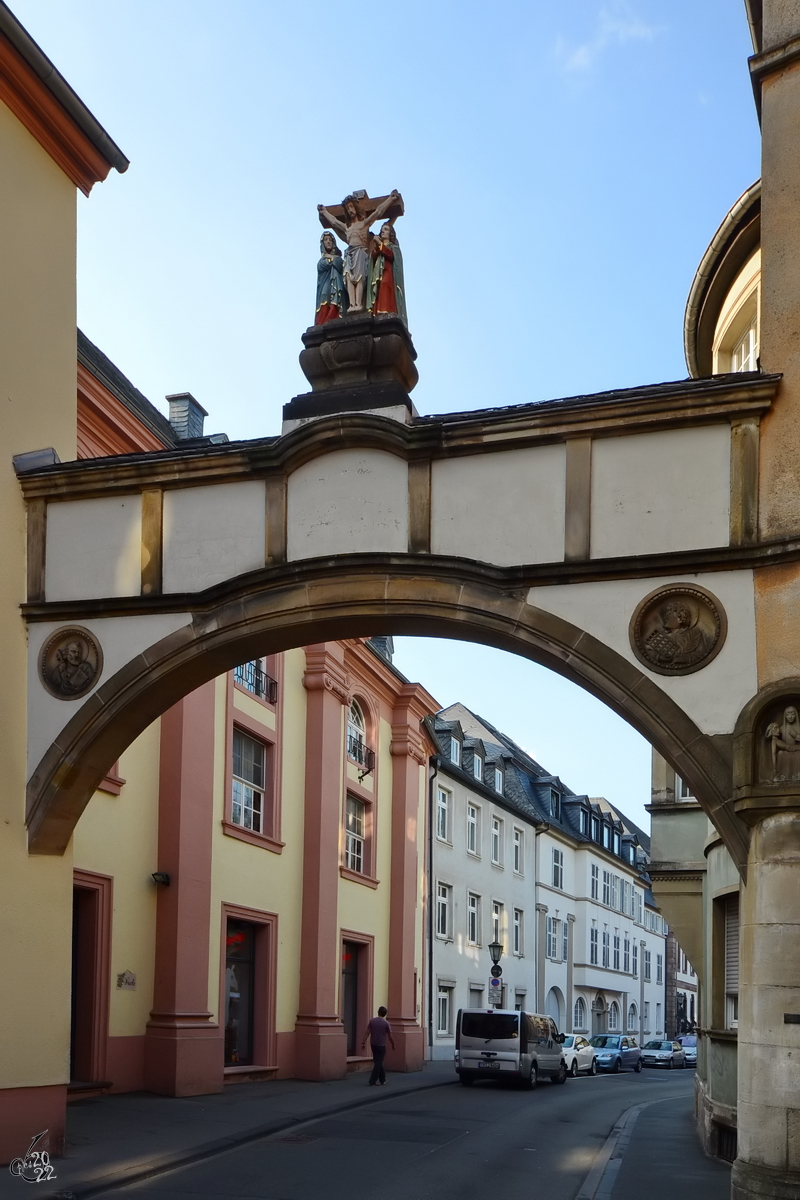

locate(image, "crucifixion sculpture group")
[[314, 189, 407, 327]]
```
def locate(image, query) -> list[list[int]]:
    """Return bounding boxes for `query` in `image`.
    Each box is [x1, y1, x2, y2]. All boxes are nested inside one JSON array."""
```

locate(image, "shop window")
[[224, 919, 256, 1066]]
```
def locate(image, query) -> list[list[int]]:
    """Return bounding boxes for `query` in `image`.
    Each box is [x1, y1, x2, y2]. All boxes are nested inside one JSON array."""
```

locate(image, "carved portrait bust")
[[39, 626, 103, 700], [629, 585, 727, 676]]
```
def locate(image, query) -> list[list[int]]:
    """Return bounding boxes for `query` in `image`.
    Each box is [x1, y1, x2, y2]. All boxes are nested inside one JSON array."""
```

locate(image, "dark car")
[[589, 1034, 642, 1073]]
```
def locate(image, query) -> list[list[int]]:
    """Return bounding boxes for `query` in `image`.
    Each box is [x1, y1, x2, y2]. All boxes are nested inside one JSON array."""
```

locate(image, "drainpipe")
[[427, 756, 439, 1057], [534, 822, 550, 1012]]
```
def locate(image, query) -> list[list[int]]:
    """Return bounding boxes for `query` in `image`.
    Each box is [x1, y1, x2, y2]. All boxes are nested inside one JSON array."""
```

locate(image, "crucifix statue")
[[317, 189, 404, 313]]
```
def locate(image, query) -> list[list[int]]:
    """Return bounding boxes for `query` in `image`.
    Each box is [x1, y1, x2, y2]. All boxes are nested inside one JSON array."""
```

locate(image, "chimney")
[[166, 392, 208, 440]]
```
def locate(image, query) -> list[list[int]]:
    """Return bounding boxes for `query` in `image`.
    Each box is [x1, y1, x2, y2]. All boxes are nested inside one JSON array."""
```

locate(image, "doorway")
[[592, 994, 607, 1036], [70, 872, 112, 1085], [224, 919, 256, 1066], [341, 941, 360, 1055]]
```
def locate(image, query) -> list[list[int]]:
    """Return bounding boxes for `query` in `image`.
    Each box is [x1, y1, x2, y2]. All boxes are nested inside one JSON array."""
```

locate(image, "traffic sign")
[[490, 964, 503, 978]]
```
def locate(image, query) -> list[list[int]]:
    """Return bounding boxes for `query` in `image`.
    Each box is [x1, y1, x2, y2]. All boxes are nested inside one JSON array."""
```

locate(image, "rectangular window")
[[436, 787, 450, 841], [602, 930, 610, 968], [232, 729, 265, 833], [436, 883, 451, 938], [623, 936, 630, 973], [345, 795, 366, 873], [467, 804, 478, 854], [552, 847, 564, 889], [603, 824, 612, 849], [610, 875, 619, 910], [732, 319, 757, 373], [450, 737, 461, 766], [643, 1000, 650, 1032], [632, 942, 638, 978], [495, 766, 503, 793], [562, 920, 569, 963], [656, 953, 663, 985], [467, 893, 480, 944], [614, 831, 621, 856], [437, 986, 453, 1036], [656, 1002, 662, 1033], [590, 927, 599, 965], [725, 893, 739, 1029], [613, 933, 620, 971], [550, 790, 561, 820], [602, 870, 611, 906], [636, 891, 643, 925], [644, 949, 651, 982], [473, 754, 483, 781], [234, 659, 278, 703], [513, 827, 523, 874], [591, 863, 599, 900], [591, 815, 600, 842], [546, 916, 559, 960], [513, 908, 523, 955], [675, 774, 693, 800], [621, 880, 629, 914], [580, 809, 590, 836], [491, 817, 502, 865], [492, 901, 502, 946]]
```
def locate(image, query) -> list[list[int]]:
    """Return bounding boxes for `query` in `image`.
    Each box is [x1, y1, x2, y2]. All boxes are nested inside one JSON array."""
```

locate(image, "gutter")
[[427, 755, 439, 1056], [0, 1, 128, 173]]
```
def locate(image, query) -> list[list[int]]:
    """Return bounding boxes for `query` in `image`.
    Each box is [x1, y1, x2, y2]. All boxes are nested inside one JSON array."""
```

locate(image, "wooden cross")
[[318, 189, 404, 230]]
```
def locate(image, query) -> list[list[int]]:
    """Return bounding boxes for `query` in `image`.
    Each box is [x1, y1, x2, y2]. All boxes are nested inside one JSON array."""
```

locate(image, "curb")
[[52, 1073, 456, 1199], [575, 1094, 681, 1200]]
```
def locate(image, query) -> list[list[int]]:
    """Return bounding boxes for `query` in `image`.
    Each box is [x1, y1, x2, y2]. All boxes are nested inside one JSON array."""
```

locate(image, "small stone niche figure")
[[317, 190, 401, 312], [765, 706, 800, 780], [315, 231, 348, 325], [367, 222, 407, 326]]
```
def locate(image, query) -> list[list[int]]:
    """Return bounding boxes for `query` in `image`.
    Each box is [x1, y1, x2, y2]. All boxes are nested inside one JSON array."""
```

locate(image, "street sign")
[[490, 964, 503, 978]]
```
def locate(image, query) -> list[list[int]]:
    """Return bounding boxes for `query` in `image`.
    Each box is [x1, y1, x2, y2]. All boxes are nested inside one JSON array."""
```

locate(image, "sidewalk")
[[582, 1092, 732, 1200], [1, 1062, 456, 1200]]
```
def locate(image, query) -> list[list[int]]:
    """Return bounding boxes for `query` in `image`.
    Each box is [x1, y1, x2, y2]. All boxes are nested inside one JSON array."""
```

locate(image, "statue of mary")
[[315, 231, 348, 325]]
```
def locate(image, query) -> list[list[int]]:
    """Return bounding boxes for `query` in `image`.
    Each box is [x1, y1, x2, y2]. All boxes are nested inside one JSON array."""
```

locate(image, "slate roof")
[[78, 330, 178, 448]]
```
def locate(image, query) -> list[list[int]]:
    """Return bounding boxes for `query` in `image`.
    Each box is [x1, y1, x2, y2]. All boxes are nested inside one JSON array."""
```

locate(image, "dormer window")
[[450, 736, 461, 766], [473, 754, 483, 782], [580, 809, 589, 836], [591, 815, 600, 842], [494, 767, 503, 794], [603, 823, 611, 849], [550, 790, 561, 820], [614, 830, 621, 856]]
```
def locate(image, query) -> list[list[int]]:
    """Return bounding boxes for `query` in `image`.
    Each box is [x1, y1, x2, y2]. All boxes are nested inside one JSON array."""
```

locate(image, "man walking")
[[362, 1006, 395, 1086]]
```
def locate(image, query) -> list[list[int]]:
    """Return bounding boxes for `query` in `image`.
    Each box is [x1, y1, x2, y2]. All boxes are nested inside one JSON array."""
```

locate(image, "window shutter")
[[725, 894, 740, 994]]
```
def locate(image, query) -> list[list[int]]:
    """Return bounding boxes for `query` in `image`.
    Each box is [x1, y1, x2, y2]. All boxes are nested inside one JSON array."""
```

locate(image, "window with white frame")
[[232, 729, 266, 833], [513, 827, 523, 874], [629, 884, 636, 918], [591, 863, 599, 900], [608, 1001, 620, 1031], [546, 916, 559, 959], [574, 996, 587, 1029], [632, 942, 639, 977], [436, 883, 451, 938], [628, 1002, 637, 1030], [621, 879, 629, 914], [636, 890, 643, 925], [513, 908, 523, 955], [473, 753, 483, 782], [643, 1000, 650, 1032], [436, 787, 450, 842], [675, 774, 693, 800], [610, 875, 619, 910], [613, 830, 621, 856], [345, 795, 366, 872], [552, 847, 564, 889], [467, 893, 480, 944], [644, 949, 651, 982], [732, 318, 758, 373], [623, 935, 630, 973], [590, 927, 599, 965], [550, 790, 561, 820], [602, 870, 611, 906], [467, 804, 478, 855], [346, 699, 367, 767], [602, 930, 610, 967], [491, 817, 502, 865], [494, 766, 503, 793], [656, 1002, 662, 1033], [492, 901, 503, 946], [656, 953, 663, 984], [580, 809, 590, 836], [613, 932, 620, 971], [437, 985, 453, 1036], [603, 823, 612, 849], [562, 920, 569, 963], [591, 815, 600, 842], [450, 736, 461, 766]]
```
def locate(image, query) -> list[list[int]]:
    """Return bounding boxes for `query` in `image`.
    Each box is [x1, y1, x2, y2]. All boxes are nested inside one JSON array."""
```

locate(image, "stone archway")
[[545, 986, 565, 1028], [592, 994, 607, 1036]]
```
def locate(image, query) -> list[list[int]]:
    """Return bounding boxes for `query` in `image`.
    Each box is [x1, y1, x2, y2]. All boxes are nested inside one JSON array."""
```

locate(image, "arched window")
[[574, 996, 587, 1031], [346, 699, 375, 773], [627, 1002, 638, 1031], [608, 1001, 620, 1031]]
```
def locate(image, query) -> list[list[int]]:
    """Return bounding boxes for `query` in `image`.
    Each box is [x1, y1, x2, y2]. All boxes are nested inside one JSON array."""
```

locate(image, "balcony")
[[234, 660, 278, 704], [347, 733, 375, 774]]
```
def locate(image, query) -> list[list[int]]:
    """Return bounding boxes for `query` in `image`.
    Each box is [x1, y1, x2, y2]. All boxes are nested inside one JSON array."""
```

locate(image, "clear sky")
[[12, 0, 762, 830]]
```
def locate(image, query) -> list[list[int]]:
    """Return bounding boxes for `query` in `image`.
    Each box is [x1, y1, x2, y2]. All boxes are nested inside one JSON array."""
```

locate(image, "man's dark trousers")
[[369, 1044, 386, 1085]]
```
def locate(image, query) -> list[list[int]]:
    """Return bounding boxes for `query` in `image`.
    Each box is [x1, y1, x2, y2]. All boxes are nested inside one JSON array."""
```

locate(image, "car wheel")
[[570, 1058, 579, 1077], [552, 1060, 568, 1085], [613, 1057, 621, 1073], [521, 1063, 537, 1090], [667, 1057, 674, 1070], [590, 1058, 598, 1076], [634, 1058, 642, 1073]]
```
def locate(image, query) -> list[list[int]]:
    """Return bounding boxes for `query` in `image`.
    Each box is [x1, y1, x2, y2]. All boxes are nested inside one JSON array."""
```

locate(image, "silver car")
[[678, 1035, 697, 1066], [562, 1034, 597, 1076], [642, 1039, 686, 1069]]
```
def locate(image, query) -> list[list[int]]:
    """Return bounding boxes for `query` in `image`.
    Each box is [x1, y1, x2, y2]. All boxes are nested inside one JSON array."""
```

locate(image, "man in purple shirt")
[[362, 1006, 395, 1086]]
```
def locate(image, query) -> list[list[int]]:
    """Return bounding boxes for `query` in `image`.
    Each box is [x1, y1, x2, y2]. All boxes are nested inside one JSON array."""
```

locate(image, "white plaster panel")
[[27, 613, 193, 777], [590, 426, 730, 559], [162, 482, 266, 593], [431, 445, 566, 566], [286, 448, 408, 559], [527, 571, 756, 735], [46, 496, 142, 600]]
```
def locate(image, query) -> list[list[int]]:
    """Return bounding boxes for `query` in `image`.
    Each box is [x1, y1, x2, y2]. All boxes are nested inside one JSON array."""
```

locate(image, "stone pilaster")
[[536, 904, 548, 1013]]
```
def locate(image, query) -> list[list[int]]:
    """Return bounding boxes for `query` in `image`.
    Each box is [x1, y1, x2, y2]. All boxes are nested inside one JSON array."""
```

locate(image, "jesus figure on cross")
[[317, 190, 401, 313]]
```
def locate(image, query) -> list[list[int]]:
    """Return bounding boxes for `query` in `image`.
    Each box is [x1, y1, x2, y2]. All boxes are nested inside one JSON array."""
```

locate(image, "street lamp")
[[488, 939, 503, 966]]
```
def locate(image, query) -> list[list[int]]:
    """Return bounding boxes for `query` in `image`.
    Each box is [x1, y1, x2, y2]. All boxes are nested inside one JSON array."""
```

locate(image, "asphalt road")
[[112, 1067, 697, 1200]]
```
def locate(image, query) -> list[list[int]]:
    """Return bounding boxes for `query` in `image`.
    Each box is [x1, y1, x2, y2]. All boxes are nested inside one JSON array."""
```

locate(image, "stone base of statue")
[[283, 313, 418, 433]]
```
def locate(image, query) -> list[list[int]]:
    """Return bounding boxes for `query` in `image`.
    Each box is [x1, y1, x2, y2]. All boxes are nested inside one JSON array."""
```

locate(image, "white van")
[[455, 1008, 568, 1088]]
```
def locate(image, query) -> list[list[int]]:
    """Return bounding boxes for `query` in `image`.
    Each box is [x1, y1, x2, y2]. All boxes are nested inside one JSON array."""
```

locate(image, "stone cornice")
[[749, 33, 800, 120]]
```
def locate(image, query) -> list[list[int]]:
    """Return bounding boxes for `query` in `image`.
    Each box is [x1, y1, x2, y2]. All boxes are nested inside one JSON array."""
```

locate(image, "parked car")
[[562, 1034, 597, 1076], [642, 1039, 686, 1069], [455, 1008, 568, 1088], [589, 1034, 643, 1073], [677, 1035, 697, 1066]]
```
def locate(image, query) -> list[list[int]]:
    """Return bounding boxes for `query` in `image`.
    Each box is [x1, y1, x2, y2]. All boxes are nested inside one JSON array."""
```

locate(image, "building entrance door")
[[341, 941, 359, 1055], [70, 885, 99, 1083], [592, 995, 607, 1036], [225, 919, 255, 1066]]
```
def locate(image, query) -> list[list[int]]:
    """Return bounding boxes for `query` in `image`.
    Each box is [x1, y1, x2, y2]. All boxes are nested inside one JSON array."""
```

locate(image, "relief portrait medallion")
[[39, 626, 103, 700], [629, 584, 727, 676]]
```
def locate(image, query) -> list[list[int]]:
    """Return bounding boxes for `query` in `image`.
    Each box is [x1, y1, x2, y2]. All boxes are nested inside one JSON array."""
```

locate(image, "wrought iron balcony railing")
[[347, 734, 375, 773], [234, 660, 278, 704]]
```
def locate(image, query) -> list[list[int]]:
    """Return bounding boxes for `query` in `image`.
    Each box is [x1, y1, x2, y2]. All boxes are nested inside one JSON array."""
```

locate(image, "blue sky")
[[12, 0, 761, 829]]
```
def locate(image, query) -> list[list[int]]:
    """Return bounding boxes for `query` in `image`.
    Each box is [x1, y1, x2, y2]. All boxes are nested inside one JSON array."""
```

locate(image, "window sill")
[[436, 837, 452, 847], [98, 767, 126, 796], [222, 820, 284, 853], [340, 865, 380, 889], [491, 861, 504, 870]]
